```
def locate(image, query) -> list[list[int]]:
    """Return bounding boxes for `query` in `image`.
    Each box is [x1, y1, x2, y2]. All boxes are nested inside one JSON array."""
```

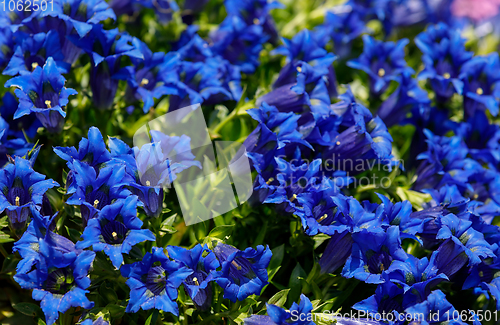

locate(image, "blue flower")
[[377, 71, 430, 128], [0, 156, 58, 233], [3, 31, 68, 76], [5, 57, 77, 132], [459, 52, 500, 117], [136, 0, 179, 23], [429, 238, 469, 278], [213, 243, 272, 302], [70, 25, 143, 110], [80, 317, 110, 325], [387, 255, 449, 306], [342, 226, 408, 284], [13, 232, 95, 325], [404, 290, 464, 325], [121, 246, 193, 314], [65, 161, 130, 225], [210, 15, 268, 74], [116, 39, 179, 113], [50, 0, 116, 38], [347, 35, 412, 96], [313, 10, 366, 58], [416, 23, 473, 101], [166, 244, 220, 311], [0, 92, 42, 139], [244, 294, 315, 325], [76, 196, 155, 269], [436, 213, 495, 265], [0, 117, 34, 167]]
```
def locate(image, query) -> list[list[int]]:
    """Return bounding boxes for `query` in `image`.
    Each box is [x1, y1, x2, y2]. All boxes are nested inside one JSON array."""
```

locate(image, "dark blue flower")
[[5, 57, 77, 132], [347, 35, 412, 96], [137, 0, 179, 23], [0, 92, 42, 139], [116, 39, 179, 113], [0, 156, 58, 233], [166, 244, 220, 311], [416, 23, 473, 101], [121, 246, 192, 314], [65, 161, 130, 225], [429, 238, 469, 278], [213, 243, 272, 302], [377, 71, 430, 128], [0, 117, 34, 167], [313, 10, 366, 58], [210, 15, 268, 74], [459, 52, 500, 117], [70, 25, 143, 110], [342, 226, 408, 284], [244, 294, 315, 325], [3, 31, 68, 76], [76, 196, 155, 269], [404, 290, 464, 325], [13, 231, 95, 325]]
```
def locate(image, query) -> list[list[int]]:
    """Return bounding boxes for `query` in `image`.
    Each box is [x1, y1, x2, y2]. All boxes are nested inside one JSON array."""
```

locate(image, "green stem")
[[0, 244, 8, 258]]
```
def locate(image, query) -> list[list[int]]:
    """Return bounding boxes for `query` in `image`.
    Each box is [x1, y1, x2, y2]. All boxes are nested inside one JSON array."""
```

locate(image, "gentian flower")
[[0, 26, 13, 68], [436, 213, 495, 265], [459, 52, 500, 117], [416, 23, 473, 101], [5, 57, 77, 132], [0, 156, 58, 234], [430, 238, 469, 278], [166, 244, 220, 311], [404, 290, 463, 325], [244, 294, 315, 325], [0, 92, 41, 139], [342, 226, 408, 284], [213, 243, 272, 302], [76, 196, 155, 269], [377, 71, 430, 128], [65, 161, 130, 225], [313, 10, 366, 58], [210, 15, 268, 74], [0, 117, 33, 167], [70, 25, 143, 110], [3, 31, 69, 76], [272, 29, 337, 97], [121, 246, 192, 314], [347, 35, 412, 96], [13, 232, 95, 325]]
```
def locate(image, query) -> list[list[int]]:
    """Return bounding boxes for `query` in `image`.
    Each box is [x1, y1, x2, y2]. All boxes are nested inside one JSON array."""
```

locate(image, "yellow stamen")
[[377, 68, 385, 77], [317, 214, 328, 222], [112, 231, 118, 239], [45, 100, 52, 108], [253, 18, 260, 25], [31, 62, 39, 69], [231, 260, 242, 271], [296, 66, 302, 73], [146, 180, 151, 187], [266, 178, 274, 185], [15, 196, 20, 207], [93, 200, 99, 208], [479, 271, 484, 278], [140, 78, 149, 87], [290, 194, 297, 202], [380, 263, 385, 272], [193, 277, 199, 286], [336, 141, 341, 145], [476, 87, 484, 95], [443, 72, 451, 79]]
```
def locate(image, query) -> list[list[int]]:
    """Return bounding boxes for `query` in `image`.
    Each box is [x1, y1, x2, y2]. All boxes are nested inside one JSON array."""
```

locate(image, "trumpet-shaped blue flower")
[[3, 31, 68, 76], [121, 246, 192, 314], [416, 23, 473, 101], [166, 244, 220, 311], [70, 25, 143, 110], [213, 243, 272, 302], [5, 57, 77, 132], [459, 52, 500, 117], [348, 35, 412, 96], [343, 226, 408, 284], [13, 232, 95, 325], [404, 290, 464, 325], [66, 161, 130, 225], [244, 294, 315, 325], [0, 92, 41, 139], [0, 156, 58, 233], [76, 196, 155, 269]]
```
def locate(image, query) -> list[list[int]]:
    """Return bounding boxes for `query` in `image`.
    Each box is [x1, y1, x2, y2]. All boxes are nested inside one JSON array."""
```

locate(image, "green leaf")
[[13, 302, 42, 317], [0, 215, 9, 228], [268, 244, 284, 281], [1, 255, 19, 274], [145, 309, 159, 325], [267, 289, 290, 307], [160, 214, 178, 234], [207, 225, 234, 240], [106, 304, 125, 318], [0, 231, 14, 244]]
